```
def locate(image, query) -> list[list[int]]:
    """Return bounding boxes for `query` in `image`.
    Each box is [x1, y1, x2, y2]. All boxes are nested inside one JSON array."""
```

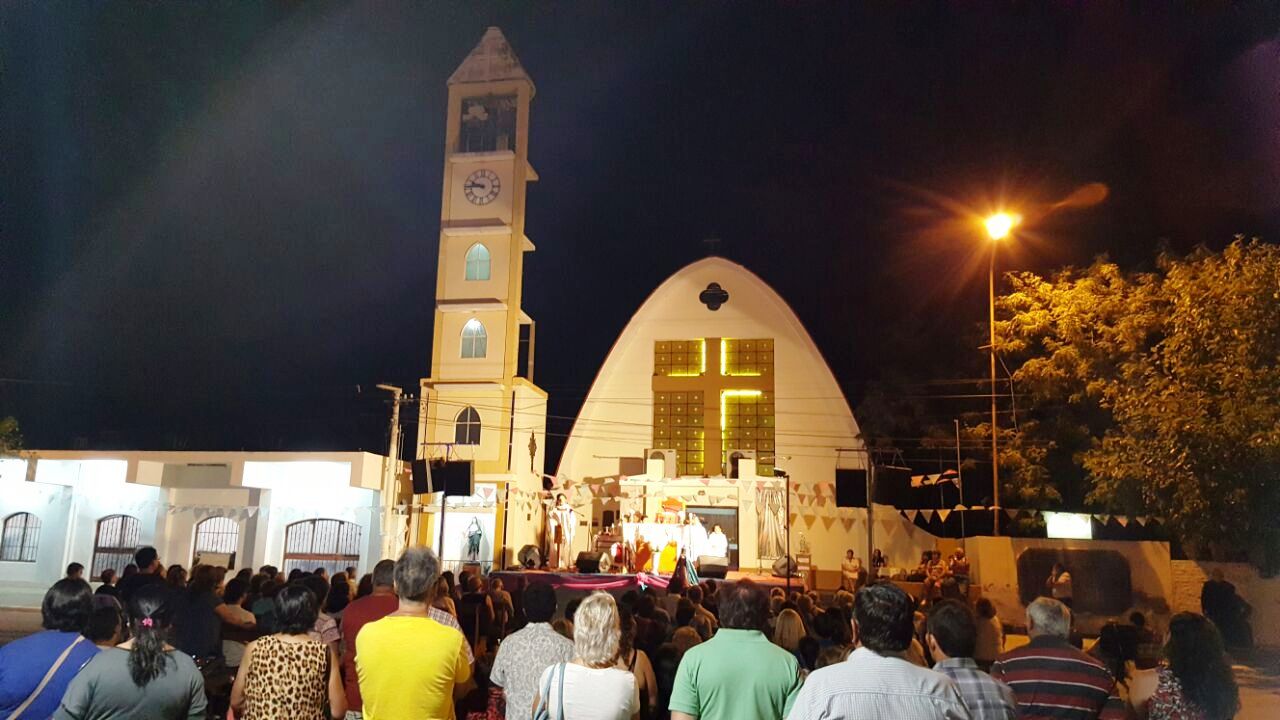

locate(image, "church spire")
[[448, 27, 534, 89]]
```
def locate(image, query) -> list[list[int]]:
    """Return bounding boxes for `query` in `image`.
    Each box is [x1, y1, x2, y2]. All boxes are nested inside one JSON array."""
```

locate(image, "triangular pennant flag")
[[922, 509, 936, 522], [1117, 516, 1130, 527], [1005, 509, 1019, 520], [821, 516, 836, 532], [937, 509, 951, 522], [878, 518, 897, 533], [1095, 514, 1111, 525], [841, 517, 855, 531], [1135, 516, 1149, 527], [802, 513, 817, 527], [789, 513, 798, 526], [907, 510, 920, 522], [911, 475, 925, 488]]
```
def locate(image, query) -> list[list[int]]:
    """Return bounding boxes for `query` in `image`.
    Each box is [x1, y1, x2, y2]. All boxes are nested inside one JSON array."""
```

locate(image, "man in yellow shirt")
[[356, 546, 473, 720]]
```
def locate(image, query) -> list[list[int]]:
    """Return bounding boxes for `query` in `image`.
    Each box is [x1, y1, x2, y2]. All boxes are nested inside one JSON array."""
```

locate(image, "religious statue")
[[464, 517, 484, 562], [548, 493, 576, 569]]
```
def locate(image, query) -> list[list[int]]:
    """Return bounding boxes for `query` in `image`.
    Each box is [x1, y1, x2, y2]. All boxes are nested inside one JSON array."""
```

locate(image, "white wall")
[[158, 487, 255, 570], [968, 536, 1173, 632], [0, 461, 73, 606], [1171, 560, 1280, 649]]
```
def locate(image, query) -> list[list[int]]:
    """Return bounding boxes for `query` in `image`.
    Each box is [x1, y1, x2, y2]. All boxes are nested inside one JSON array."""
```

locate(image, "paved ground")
[[2, 607, 1277, 715]]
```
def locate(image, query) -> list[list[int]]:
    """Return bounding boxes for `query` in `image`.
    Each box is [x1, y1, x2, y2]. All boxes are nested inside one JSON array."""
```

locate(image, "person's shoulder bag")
[[7, 634, 87, 720], [533, 662, 566, 720]]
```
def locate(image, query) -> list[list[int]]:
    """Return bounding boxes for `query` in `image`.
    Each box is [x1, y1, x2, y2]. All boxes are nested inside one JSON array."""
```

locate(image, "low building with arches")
[[0, 450, 396, 607]]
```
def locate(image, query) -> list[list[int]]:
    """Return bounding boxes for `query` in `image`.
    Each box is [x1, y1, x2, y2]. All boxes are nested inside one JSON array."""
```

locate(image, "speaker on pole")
[[697, 555, 728, 579], [410, 459, 432, 495], [835, 468, 868, 507], [575, 551, 612, 574], [772, 555, 798, 578]]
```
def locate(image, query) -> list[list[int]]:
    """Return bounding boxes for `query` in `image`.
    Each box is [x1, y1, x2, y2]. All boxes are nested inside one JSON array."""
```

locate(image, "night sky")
[[3, 3, 1279, 470]]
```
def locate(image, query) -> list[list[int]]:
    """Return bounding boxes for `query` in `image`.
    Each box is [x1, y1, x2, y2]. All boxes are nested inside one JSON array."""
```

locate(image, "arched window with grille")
[[465, 243, 491, 281], [193, 516, 240, 568], [92, 514, 140, 580], [283, 519, 362, 577], [461, 319, 487, 359], [455, 406, 482, 445], [1, 512, 41, 562]]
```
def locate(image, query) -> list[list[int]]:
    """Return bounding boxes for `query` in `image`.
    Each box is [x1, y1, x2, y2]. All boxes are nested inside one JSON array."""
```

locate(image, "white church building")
[[557, 257, 936, 584], [0, 451, 394, 608]]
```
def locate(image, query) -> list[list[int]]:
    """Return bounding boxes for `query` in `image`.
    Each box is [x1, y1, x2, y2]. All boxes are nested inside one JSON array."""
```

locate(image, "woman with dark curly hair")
[[1131, 612, 1240, 720]]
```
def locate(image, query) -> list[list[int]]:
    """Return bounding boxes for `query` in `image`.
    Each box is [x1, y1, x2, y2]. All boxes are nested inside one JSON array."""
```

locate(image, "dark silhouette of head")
[[854, 582, 915, 653], [42, 578, 93, 632]]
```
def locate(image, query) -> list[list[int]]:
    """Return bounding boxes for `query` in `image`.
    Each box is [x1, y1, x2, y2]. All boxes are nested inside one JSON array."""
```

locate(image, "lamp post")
[[775, 468, 792, 592], [983, 213, 1018, 536]]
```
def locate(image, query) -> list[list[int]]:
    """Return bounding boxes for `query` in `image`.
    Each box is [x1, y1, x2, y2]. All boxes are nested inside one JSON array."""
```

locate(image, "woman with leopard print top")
[[231, 583, 347, 719]]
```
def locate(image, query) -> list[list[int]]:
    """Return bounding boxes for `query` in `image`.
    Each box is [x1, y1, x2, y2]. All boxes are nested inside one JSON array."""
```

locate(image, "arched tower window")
[[455, 407, 482, 445], [92, 514, 140, 581], [1, 512, 40, 562], [461, 319, 487, 358], [465, 243, 491, 281]]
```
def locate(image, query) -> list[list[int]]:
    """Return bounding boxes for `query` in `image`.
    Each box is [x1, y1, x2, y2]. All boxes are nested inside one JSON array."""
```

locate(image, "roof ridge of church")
[[448, 26, 533, 87]]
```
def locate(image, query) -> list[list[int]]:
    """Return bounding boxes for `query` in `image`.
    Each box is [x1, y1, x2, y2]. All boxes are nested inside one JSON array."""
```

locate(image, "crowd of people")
[[0, 546, 1244, 720]]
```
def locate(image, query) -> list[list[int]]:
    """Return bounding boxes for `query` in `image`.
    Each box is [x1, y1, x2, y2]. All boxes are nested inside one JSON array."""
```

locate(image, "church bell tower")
[[415, 27, 548, 563]]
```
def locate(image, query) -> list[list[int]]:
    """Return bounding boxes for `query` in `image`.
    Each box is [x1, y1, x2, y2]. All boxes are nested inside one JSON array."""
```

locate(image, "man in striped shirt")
[[990, 597, 1126, 720]]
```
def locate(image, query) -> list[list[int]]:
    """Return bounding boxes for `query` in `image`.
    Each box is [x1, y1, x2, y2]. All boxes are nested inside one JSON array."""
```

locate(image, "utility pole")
[[989, 240, 1002, 536], [376, 384, 403, 560], [955, 419, 966, 549]]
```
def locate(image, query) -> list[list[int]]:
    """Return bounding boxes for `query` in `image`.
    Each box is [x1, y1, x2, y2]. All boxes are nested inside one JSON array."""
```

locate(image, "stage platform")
[[490, 568, 802, 599]]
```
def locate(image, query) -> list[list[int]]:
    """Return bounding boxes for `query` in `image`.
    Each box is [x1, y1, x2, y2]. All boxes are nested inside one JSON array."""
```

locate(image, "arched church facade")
[[558, 257, 935, 582]]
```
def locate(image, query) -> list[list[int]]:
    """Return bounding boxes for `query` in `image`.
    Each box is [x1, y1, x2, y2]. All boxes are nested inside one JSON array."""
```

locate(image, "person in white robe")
[[548, 494, 576, 569]]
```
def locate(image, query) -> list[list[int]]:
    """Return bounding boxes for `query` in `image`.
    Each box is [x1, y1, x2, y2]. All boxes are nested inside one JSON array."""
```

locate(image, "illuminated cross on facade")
[[652, 338, 776, 477]]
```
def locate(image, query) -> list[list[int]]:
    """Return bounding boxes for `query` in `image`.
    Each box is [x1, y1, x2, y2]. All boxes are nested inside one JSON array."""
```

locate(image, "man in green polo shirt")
[[670, 579, 802, 720]]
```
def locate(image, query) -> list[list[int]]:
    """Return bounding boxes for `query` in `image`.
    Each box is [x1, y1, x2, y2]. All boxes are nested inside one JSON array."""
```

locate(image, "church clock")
[[463, 168, 501, 205]]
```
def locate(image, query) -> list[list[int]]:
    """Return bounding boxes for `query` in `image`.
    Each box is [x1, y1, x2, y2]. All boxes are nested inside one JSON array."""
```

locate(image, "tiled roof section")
[[448, 27, 532, 86]]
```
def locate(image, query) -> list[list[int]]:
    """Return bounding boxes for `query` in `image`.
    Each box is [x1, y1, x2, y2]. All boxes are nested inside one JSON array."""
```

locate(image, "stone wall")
[[1171, 560, 1280, 648]]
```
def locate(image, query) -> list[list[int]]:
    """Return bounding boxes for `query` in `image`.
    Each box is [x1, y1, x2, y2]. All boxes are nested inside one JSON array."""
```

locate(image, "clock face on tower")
[[463, 169, 501, 205]]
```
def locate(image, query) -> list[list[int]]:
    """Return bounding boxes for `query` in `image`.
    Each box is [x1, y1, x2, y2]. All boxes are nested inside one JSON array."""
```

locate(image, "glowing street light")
[[982, 211, 1018, 535], [984, 212, 1021, 241]]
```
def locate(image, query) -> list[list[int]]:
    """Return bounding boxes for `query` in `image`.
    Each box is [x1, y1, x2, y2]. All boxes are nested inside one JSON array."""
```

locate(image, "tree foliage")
[[0, 416, 21, 455], [999, 239, 1280, 564]]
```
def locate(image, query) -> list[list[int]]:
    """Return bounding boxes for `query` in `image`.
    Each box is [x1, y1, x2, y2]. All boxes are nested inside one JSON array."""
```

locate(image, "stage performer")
[[705, 525, 729, 558], [688, 513, 709, 561], [548, 494, 576, 569]]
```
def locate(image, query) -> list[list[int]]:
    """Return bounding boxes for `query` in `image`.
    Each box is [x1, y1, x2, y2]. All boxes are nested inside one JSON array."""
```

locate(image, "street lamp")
[[983, 212, 1018, 536]]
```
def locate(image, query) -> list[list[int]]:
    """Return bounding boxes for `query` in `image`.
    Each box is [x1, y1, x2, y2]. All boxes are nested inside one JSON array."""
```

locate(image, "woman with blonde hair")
[[532, 592, 639, 720], [772, 608, 806, 658]]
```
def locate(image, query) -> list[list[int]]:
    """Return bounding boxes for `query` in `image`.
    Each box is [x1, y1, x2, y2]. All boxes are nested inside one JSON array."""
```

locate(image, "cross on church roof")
[[449, 26, 534, 88]]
